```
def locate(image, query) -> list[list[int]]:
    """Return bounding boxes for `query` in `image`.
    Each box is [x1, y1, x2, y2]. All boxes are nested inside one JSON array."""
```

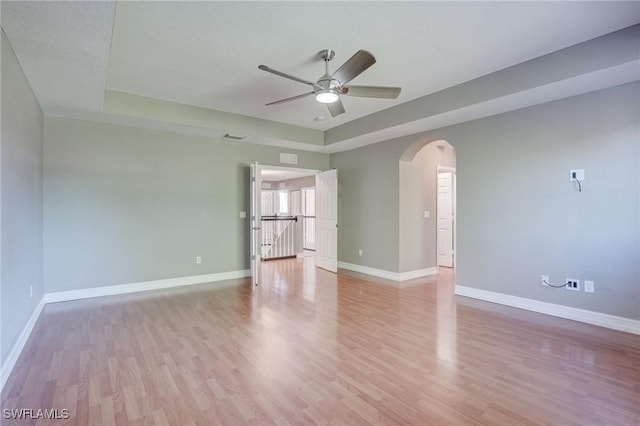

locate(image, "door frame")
[[250, 164, 321, 286], [436, 166, 457, 269], [260, 165, 322, 179], [250, 163, 261, 287]]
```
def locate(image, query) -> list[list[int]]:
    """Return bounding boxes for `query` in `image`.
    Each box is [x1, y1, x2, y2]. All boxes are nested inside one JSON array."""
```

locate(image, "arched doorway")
[[399, 139, 456, 276]]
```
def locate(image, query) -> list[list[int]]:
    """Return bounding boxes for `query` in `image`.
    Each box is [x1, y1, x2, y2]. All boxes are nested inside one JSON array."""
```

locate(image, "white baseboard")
[[45, 270, 250, 303], [1, 296, 46, 391], [455, 285, 640, 335], [398, 267, 438, 281], [338, 262, 437, 282]]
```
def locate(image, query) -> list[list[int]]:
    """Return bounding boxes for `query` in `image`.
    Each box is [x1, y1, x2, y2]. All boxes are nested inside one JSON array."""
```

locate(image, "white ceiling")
[[1, 1, 115, 112], [2, 1, 639, 145], [261, 168, 316, 182]]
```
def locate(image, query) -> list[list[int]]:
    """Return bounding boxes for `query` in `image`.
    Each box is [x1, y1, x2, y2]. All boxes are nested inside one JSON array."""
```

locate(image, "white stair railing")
[[261, 216, 298, 260]]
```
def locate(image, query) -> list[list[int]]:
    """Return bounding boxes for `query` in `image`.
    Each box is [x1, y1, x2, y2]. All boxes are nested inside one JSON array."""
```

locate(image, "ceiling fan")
[[258, 49, 401, 117]]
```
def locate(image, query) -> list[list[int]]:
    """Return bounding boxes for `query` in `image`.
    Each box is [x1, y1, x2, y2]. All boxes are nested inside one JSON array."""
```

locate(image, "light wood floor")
[[2, 258, 639, 425]]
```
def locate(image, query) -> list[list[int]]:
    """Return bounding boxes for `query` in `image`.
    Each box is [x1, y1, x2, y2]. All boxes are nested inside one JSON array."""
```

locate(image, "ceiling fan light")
[[315, 89, 339, 104]]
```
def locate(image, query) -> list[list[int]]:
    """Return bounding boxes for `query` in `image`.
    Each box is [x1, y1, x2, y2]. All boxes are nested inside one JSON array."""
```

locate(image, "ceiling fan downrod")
[[319, 49, 335, 76]]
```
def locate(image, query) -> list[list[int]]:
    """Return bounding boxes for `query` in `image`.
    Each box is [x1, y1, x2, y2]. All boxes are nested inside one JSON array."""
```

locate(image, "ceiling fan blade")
[[331, 50, 376, 85], [326, 98, 345, 117], [265, 92, 314, 106], [341, 85, 401, 99], [258, 65, 317, 87]]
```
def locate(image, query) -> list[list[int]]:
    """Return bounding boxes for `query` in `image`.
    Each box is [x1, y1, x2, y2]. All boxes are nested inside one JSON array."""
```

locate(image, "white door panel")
[[315, 169, 338, 273], [437, 171, 454, 267]]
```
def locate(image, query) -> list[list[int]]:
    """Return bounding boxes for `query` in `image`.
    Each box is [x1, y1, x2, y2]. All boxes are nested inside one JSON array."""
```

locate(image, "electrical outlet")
[[358, 249, 363, 256], [569, 169, 585, 181], [541, 275, 550, 286], [565, 278, 580, 291], [196, 256, 202, 264], [584, 280, 595, 293]]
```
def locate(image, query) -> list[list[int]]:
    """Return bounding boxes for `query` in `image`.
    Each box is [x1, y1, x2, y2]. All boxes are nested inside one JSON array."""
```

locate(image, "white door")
[[315, 169, 338, 272], [437, 171, 454, 267], [250, 163, 262, 286]]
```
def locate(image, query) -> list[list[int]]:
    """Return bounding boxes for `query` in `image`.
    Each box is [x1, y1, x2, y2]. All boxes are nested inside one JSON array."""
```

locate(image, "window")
[[302, 188, 315, 216], [278, 190, 289, 215], [261, 190, 275, 216], [290, 190, 301, 216]]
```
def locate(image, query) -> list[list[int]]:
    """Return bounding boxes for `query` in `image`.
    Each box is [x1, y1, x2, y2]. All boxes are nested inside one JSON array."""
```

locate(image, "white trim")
[[259, 164, 321, 176], [437, 166, 456, 173], [1, 297, 46, 391], [45, 270, 250, 303], [455, 285, 640, 335], [338, 262, 437, 282], [398, 267, 438, 281], [338, 261, 400, 281]]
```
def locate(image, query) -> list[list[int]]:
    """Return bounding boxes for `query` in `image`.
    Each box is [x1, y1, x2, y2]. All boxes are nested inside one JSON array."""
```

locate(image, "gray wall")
[[331, 82, 639, 319], [44, 117, 329, 293], [1, 31, 45, 365], [331, 141, 401, 272], [453, 83, 639, 319], [399, 141, 456, 273]]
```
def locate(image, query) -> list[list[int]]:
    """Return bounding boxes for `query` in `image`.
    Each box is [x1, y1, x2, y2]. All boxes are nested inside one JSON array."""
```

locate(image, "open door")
[[250, 163, 262, 286], [315, 169, 338, 272], [437, 171, 454, 267]]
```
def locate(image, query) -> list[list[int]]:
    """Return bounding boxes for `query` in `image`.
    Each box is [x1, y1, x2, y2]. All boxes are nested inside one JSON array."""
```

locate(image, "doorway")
[[437, 167, 456, 268], [249, 164, 338, 286], [260, 167, 316, 261], [398, 140, 456, 277]]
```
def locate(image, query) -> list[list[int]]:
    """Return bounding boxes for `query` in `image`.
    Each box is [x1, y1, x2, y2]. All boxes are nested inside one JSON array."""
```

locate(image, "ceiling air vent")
[[280, 153, 298, 165], [224, 133, 245, 140]]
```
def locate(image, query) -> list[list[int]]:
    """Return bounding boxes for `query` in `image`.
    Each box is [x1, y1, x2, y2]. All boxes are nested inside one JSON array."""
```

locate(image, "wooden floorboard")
[[2, 258, 639, 425]]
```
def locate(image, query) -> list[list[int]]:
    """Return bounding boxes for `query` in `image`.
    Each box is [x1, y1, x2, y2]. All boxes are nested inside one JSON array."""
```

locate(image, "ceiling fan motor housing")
[[316, 77, 341, 90], [319, 49, 335, 62]]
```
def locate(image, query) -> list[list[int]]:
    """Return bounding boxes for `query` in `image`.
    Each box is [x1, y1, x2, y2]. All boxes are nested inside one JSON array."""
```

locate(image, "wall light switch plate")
[[541, 275, 550, 286], [239, 211, 246, 218], [423, 211, 430, 218], [584, 280, 595, 293]]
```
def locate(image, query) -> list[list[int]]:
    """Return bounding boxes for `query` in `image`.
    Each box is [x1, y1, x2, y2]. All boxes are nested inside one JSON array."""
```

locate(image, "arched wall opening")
[[399, 139, 456, 275]]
